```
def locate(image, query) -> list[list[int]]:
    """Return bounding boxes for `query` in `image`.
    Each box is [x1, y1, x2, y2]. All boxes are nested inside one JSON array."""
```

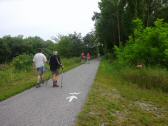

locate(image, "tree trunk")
[[112, 20, 116, 45], [117, 14, 121, 46], [146, 1, 150, 27]]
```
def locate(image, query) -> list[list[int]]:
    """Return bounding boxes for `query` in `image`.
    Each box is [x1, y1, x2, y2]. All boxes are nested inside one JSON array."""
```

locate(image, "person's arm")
[[32, 56, 36, 69], [58, 56, 61, 64], [57, 56, 64, 68], [43, 54, 47, 63]]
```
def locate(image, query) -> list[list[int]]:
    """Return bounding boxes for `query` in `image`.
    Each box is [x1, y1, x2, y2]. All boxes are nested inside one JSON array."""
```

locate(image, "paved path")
[[0, 60, 100, 126]]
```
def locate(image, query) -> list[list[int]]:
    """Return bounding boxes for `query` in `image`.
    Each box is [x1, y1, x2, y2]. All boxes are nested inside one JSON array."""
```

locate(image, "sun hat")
[[53, 51, 58, 55]]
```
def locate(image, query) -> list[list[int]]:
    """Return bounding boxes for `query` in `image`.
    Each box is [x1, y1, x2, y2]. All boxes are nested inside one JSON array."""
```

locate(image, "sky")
[[0, 0, 100, 40]]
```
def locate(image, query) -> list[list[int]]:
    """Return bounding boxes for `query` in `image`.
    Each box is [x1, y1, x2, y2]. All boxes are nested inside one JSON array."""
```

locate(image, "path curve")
[[0, 60, 100, 126]]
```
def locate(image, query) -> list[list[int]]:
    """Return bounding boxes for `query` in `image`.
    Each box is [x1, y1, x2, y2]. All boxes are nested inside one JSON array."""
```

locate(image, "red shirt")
[[87, 53, 91, 60], [81, 53, 85, 59]]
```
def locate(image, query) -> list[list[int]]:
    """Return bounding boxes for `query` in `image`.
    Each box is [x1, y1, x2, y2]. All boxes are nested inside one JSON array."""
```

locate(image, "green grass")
[[114, 65, 168, 93], [0, 57, 81, 101], [76, 60, 168, 126]]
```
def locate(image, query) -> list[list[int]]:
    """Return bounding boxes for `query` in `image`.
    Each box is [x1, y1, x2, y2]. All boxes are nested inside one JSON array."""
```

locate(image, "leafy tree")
[[115, 19, 168, 67], [0, 38, 11, 63], [83, 31, 102, 57], [57, 33, 84, 57], [0, 36, 57, 63], [94, 0, 168, 53]]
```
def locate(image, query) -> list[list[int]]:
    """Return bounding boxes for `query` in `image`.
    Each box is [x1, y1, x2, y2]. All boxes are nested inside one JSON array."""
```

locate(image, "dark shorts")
[[37, 66, 45, 75]]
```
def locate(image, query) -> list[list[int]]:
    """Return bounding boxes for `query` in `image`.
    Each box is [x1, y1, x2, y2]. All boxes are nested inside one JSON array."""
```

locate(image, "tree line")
[[0, 32, 99, 64], [93, 0, 168, 51], [93, 0, 168, 67]]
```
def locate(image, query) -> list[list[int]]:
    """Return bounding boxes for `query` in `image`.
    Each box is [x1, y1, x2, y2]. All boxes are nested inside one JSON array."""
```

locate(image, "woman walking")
[[49, 51, 63, 87]]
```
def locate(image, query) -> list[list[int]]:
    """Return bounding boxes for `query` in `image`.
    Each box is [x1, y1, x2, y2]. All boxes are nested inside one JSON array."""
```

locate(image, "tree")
[[93, 0, 168, 53], [57, 33, 84, 57], [0, 36, 57, 63], [115, 19, 168, 67]]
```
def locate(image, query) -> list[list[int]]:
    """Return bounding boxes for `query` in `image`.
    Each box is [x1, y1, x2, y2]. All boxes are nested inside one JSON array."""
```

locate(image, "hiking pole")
[[61, 67, 63, 88]]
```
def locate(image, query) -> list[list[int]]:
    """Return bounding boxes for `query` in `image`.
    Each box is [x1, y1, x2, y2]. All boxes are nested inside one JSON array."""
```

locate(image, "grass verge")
[[76, 60, 168, 126], [0, 57, 81, 101]]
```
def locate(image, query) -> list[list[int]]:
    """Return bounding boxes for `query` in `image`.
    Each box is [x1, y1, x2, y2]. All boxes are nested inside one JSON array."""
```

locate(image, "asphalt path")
[[0, 60, 100, 126]]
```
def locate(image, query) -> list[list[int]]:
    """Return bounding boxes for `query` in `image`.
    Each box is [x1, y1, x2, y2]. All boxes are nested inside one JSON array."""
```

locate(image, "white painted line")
[[66, 96, 78, 102], [69, 92, 80, 95]]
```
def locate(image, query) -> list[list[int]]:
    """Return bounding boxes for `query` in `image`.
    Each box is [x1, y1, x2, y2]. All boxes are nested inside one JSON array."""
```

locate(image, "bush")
[[115, 19, 168, 68], [12, 54, 32, 71]]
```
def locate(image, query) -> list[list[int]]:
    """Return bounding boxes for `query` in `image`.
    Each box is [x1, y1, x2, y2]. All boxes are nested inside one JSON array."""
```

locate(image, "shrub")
[[115, 19, 168, 68], [12, 54, 32, 71], [104, 52, 114, 61]]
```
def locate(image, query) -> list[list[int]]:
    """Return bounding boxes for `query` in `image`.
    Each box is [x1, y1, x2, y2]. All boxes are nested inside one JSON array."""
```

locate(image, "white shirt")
[[33, 53, 47, 68]]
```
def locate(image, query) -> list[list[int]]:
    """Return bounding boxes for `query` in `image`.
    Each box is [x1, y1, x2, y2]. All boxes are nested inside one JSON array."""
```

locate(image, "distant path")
[[0, 60, 100, 126]]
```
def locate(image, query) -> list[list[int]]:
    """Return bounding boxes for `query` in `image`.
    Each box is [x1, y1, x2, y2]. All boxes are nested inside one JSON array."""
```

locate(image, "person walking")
[[33, 48, 47, 88], [49, 51, 63, 87], [87, 52, 91, 63], [81, 52, 86, 62]]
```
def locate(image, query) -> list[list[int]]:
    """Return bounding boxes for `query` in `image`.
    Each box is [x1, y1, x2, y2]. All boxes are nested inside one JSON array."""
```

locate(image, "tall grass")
[[77, 59, 168, 126], [120, 67, 168, 92], [0, 57, 81, 101], [103, 60, 168, 93]]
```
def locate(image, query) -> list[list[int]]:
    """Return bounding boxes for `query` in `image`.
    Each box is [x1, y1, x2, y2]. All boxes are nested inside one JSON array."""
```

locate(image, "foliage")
[[77, 60, 168, 126], [94, 0, 168, 52], [0, 36, 56, 63], [83, 31, 101, 56], [0, 33, 93, 64], [12, 54, 32, 71], [103, 59, 168, 92], [115, 19, 168, 67], [56, 33, 84, 57]]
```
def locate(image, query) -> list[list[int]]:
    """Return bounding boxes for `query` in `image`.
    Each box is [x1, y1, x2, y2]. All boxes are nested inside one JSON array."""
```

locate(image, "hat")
[[53, 51, 58, 55]]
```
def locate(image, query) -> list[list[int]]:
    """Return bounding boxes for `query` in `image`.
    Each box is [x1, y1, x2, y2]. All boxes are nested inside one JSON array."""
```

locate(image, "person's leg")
[[36, 74, 41, 88], [54, 74, 59, 87], [52, 73, 56, 87], [36, 68, 40, 88], [37, 75, 40, 83], [36, 67, 43, 88], [52, 71, 59, 87], [87, 58, 89, 63], [40, 66, 45, 83], [40, 73, 44, 84]]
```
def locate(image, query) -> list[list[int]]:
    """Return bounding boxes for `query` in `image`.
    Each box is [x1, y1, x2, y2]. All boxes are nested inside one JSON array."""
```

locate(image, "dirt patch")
[[111, 110, 129, 125], [135, 101, 165, 118], [101, 88, 122, 100]]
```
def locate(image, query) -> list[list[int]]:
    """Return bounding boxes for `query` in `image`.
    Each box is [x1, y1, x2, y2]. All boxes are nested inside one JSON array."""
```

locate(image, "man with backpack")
[[33, 48, 47, 88], [49, 51, 63, 87]]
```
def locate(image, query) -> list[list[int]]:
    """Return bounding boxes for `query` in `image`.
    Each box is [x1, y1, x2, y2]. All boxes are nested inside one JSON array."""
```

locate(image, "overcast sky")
[[0, 0, 100, 40]]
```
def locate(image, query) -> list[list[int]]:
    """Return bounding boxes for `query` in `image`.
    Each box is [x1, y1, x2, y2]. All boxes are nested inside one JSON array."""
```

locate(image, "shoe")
[[36, 83, 41, 88], [54, 84, 59, 87], [53, 81, 59, 87], [53, 85, 59, 87]]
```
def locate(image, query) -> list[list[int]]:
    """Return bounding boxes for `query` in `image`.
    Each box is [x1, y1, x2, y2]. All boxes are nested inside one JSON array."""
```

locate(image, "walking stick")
[[61, 67, 64, 88]]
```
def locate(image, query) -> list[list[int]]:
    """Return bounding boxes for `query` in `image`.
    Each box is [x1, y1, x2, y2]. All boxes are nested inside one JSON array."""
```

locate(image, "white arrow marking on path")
[[66, 96, 78, 102], [69, 92, 80, 95]]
